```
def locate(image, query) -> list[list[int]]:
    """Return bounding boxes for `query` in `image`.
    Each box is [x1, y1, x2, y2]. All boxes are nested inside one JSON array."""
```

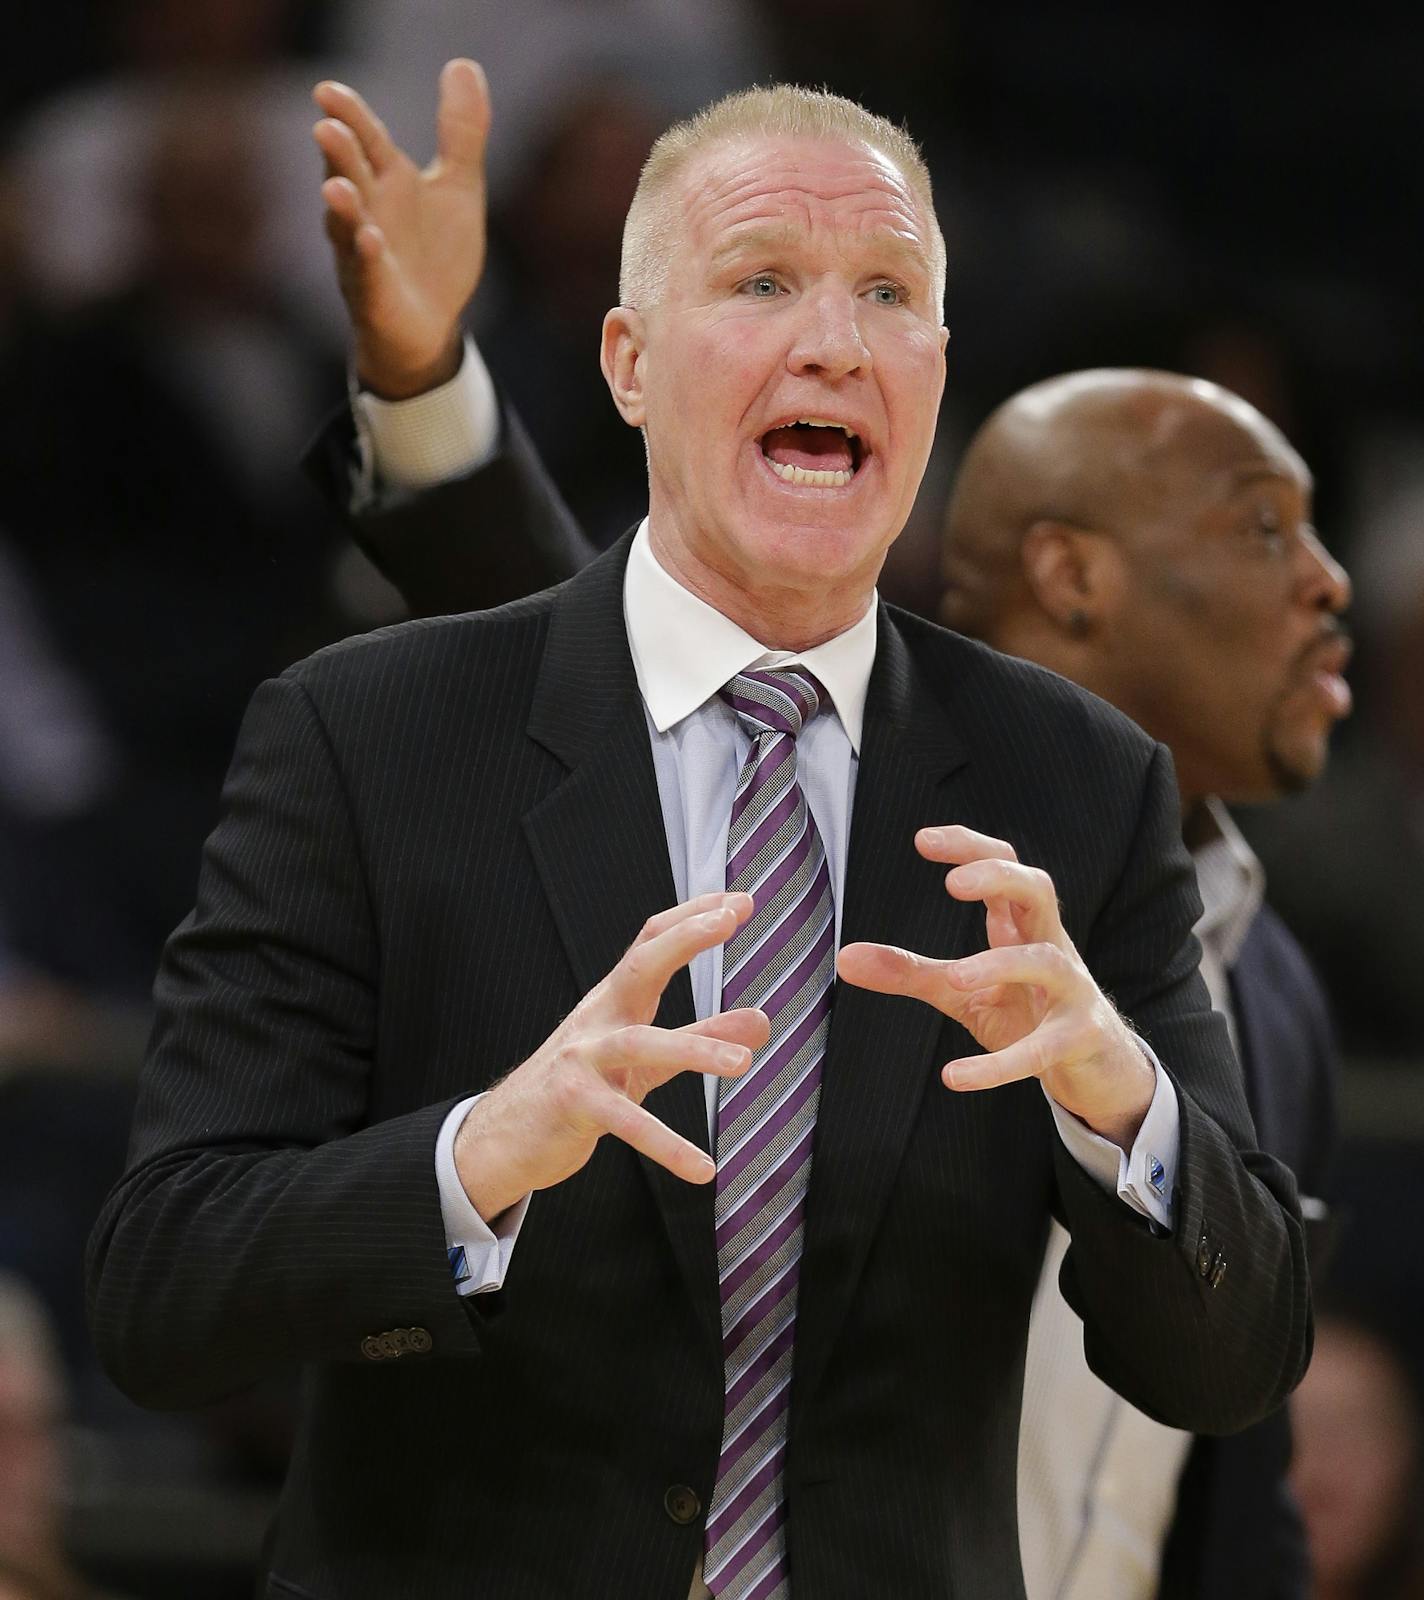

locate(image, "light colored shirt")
[[1016, 799, 1265, 1600], [351, 344, 1182, 1287]]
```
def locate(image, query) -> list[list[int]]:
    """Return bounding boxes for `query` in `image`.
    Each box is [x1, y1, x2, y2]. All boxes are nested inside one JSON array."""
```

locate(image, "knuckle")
[[547, 1062, 586, 1117]]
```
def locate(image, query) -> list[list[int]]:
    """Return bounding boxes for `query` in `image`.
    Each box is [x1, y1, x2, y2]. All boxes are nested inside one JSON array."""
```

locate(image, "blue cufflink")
[[1148, 1155, 1167, 1197], [448, 1245, 471, 1286]]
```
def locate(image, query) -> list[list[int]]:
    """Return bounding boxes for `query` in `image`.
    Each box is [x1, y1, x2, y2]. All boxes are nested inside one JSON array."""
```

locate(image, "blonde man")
[[91, 65, 1309, 1600]]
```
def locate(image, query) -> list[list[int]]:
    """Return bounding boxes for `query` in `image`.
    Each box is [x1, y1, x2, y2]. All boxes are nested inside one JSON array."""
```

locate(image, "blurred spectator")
[[1246, 461, 1424, 1058], [476, 84, 667, 547], [0, 84, 349, 1002], [332, 0, 769, 203], [10, 0, 349, 334], [0, 1275, 128, 1600], [1291, 1310, 1424, 1600], [0, 1277, 66, 1589]]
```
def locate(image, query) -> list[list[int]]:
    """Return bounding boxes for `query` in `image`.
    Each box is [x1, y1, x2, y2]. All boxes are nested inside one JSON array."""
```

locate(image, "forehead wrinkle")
[[682, 138, 930, 256], [711, 213, 931, 276]]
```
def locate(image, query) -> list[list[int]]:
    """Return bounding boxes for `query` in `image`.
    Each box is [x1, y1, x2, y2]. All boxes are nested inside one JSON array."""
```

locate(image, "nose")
[[787, 280, 870, 380], [1297, 524, 1352, 616]]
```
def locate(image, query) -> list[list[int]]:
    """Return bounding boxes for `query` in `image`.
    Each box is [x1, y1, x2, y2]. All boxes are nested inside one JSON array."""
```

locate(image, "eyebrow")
[[1229, 465, 1315, 495]]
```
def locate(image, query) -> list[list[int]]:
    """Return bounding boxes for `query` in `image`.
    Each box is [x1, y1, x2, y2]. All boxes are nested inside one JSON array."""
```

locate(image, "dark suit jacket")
[[304, 392, 596, 620], [88, 529, 1310, 1600], [1159, 905, 1337, 1600]]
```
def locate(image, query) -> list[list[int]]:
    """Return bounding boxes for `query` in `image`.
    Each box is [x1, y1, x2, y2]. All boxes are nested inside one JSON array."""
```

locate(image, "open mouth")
[[758, 419, 865, 488]]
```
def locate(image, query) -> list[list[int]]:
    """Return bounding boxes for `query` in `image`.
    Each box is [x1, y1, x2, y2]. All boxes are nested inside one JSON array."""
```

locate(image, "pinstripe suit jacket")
[[88, 532, 1310, 1599]]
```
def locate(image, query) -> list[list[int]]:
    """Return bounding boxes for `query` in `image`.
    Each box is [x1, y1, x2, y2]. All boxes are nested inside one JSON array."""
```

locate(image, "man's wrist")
[[355, 329, 464, 401], [1079, 1036, 1156, 1152], [453, 1086, 537, 1225]]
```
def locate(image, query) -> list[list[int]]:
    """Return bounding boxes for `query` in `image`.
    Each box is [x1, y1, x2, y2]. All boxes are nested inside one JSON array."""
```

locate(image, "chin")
[[1262, 737, 1328, 798], [738, 516, 888, 589]]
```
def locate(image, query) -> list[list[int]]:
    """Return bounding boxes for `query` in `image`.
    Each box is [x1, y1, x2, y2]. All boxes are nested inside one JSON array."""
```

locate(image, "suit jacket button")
[[360, 1336, 384, 1361], [664, 1485, 701, 1525], [1209, 1252, 1227, 1289], [1196, 1231, 1213, 1278], [409, 1327, 433, 1353], [378, 1331, 403, 1359]]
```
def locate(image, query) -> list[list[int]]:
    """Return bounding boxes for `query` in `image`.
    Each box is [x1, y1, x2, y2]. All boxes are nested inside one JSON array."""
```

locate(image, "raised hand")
[[455, 892, 771, 1222], [312, 59, 492, 398], [837, 825, 1154, 1149]]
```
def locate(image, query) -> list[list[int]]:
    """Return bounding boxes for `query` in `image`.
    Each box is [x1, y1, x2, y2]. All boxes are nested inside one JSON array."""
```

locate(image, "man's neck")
[[646, 528, 878, 653]]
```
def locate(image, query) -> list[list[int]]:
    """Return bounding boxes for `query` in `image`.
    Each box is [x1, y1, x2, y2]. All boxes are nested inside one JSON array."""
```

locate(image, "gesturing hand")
[[312, 59, 491, 399], [455, 892, 771, 1223], [836, 826, 1154, 1150]]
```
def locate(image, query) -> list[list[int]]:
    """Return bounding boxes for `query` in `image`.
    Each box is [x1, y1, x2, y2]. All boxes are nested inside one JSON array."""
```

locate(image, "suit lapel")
[[792, 610, 973, 1429], [1227, 927, 1282, 1157], [520, 534, 720, 1355]]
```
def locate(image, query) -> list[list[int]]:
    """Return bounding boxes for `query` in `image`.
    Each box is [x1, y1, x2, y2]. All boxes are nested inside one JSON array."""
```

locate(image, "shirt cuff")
[[435, 1093, 531, 1296], [349, 335, 500, 507], [1046, 1036, 1179, 1232]]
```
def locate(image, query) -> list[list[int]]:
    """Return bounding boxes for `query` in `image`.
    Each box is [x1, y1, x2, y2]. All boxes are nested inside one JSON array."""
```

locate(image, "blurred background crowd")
[[0, 1, 1420, 1595]]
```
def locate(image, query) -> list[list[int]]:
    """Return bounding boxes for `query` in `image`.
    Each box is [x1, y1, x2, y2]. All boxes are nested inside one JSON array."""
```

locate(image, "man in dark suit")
[[305, 67, 1345, 1599], [303, 66, 1341, 1599], [89, 69, 1310, 1600], [938, 372, 1348, 1600]]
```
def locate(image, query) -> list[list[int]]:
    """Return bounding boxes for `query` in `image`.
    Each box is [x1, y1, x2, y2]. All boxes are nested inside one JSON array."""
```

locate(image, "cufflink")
[[448, 1244, 471, 1286], [1147, 1155, 1167, 1198]]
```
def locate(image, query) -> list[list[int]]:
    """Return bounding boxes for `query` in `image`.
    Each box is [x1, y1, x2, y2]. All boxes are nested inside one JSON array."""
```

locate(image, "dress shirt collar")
[[1190, 795, 1266, 970], [623, 519, 876, 753]]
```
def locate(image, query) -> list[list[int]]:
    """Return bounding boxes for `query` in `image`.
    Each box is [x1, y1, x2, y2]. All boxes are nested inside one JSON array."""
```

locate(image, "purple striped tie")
[[703, 667, 835, 1600]]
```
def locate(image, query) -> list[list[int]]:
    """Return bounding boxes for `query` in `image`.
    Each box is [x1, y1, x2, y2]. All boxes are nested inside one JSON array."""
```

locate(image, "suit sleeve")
[[86, 672, 486, 1409], [303, 392, 597, 619], [1053, 742, 1312, 1436]]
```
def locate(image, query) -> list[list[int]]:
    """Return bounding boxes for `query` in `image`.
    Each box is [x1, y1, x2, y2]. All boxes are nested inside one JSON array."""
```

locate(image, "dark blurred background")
[[0, 2, 1420, 1595]]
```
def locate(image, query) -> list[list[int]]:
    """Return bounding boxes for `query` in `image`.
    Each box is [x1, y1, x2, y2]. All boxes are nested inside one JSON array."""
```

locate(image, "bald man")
[[300, 86, 1333, 1598], [940, 370, 1348, 1600]]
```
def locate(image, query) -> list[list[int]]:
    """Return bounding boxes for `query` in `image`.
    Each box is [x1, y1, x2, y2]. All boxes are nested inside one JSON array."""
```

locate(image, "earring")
[[1067, 609, 1089, 637]]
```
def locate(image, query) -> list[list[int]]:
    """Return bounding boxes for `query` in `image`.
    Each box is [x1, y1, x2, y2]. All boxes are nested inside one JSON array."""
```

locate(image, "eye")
[[740, 274, 783, 299], [1253, 505, 1287, 553], [869, 282, 906, 306]]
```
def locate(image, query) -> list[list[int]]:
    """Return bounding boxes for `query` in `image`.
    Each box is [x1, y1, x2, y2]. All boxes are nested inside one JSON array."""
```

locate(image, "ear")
[[1020, 520, 1124, 635], [600, 306, 647, 428]]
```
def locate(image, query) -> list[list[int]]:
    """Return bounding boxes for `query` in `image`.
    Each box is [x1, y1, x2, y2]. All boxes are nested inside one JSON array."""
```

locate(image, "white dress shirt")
[[1017, 799, 1265, 1600], [350, 343, 1182, 1294]]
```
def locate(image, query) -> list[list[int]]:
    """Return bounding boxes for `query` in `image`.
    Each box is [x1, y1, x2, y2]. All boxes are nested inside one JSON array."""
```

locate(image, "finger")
[[312, 80, 397, 175], [915, 824, 1018, 866], [836, 942, 957, 1011], [594, 1024, 754, 1086], [943, 1026, 1069, 1092], [434, 58, 491, 179], [349, 218, 391, 268], [630, 891, 752, 950], [944, 859, 1062, 945], [606, 897, 755, 1016], [595, 1087, 717, 1184], [941, 942, 1076, 997], [679, 1009, 772, 1052], [321, 174, 365, 236], [313, 117, 376, 199], [320, 180, 390, 298]]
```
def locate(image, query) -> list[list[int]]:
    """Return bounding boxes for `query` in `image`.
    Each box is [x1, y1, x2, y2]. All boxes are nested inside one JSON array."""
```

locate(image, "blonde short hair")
[[619, 85, 946, 317]]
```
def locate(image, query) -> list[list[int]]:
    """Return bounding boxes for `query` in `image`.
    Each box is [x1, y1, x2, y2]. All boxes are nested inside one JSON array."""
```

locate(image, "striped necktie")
[[703, 666, 835, 1600]]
